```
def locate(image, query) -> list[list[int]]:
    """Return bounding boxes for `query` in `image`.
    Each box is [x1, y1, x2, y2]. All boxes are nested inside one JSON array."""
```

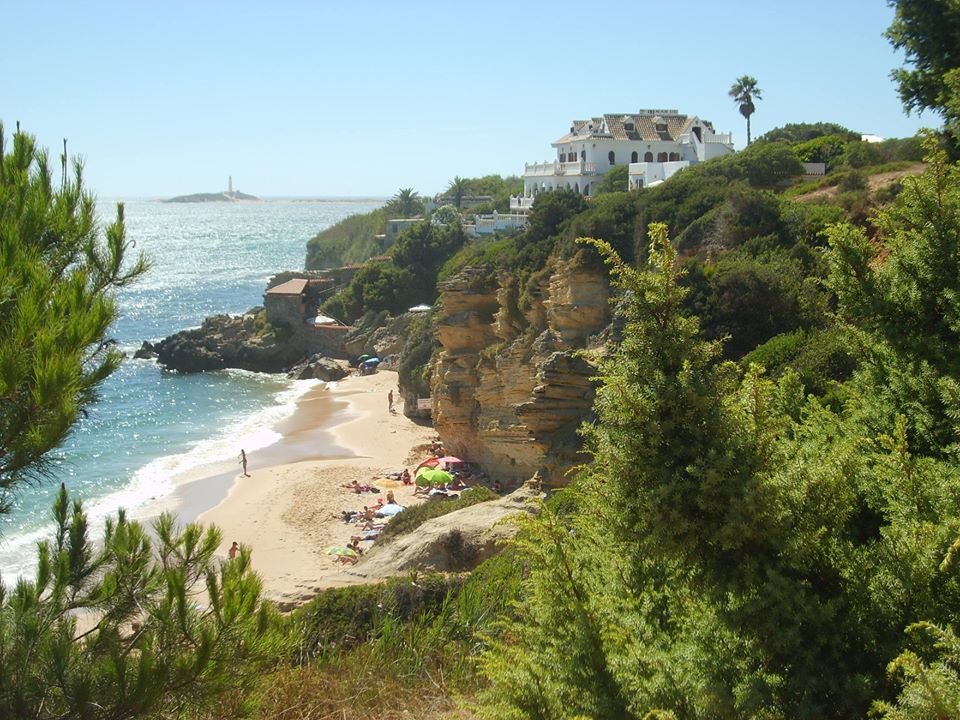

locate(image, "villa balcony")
[[524, 160, 601, 177]]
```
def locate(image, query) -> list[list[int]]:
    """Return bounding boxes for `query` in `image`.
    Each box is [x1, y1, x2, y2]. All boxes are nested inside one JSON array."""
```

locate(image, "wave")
[[0, 375, 322, 584]]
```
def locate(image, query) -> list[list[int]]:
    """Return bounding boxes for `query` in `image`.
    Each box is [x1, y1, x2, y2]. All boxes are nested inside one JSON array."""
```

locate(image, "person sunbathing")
[[343, 480, 365, 493], [338, 538, 364, 565], [400, 469, 412, 485]]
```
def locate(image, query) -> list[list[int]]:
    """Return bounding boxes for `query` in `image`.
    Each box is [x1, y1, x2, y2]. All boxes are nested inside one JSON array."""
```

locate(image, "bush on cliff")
[[477, 147, 960, 718], [321, 220, 466, 321], [305, 208, 386, 270]]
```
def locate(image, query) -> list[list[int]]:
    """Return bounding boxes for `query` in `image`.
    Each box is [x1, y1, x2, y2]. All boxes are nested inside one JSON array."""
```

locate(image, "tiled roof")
[[605, 113, 694, 142], [552, 112, 705, 145], [266, 279, 308, 295]]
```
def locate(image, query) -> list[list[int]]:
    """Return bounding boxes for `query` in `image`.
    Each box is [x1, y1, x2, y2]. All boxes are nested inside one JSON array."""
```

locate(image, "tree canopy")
[[887, 0, 960, 149], [478, 145, 960, 717], [0, 125, 148, 513], [729, 75, 763, 145]]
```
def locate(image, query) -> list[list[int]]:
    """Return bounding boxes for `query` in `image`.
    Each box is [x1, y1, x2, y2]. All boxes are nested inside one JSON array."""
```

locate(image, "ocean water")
[[0, 197, 384, 579]]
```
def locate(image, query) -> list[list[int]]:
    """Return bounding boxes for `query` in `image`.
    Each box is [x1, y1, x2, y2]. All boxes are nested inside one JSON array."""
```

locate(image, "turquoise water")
[[0, 198, 384, 578]]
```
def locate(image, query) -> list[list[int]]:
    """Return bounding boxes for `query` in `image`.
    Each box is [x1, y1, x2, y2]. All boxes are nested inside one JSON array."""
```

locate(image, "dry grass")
[[250, 662, 477, 720]]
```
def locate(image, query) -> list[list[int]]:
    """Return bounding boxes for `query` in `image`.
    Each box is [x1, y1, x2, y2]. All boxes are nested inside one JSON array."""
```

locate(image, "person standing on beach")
[[229, 541, 240, 559], [388, 389, 394, 413], [239, 449, 249, 477]]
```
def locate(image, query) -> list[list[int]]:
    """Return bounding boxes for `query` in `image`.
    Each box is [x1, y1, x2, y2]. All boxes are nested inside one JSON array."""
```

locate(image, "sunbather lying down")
[[342, 479, 381, 494]]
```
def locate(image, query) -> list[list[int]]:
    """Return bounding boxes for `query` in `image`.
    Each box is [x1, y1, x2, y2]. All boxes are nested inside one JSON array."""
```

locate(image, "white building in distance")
[[515, 109, 735, 207]]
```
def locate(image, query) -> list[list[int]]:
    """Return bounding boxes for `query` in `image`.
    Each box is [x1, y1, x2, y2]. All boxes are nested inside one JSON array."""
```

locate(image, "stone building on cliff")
[[264, 277, 351, 358]]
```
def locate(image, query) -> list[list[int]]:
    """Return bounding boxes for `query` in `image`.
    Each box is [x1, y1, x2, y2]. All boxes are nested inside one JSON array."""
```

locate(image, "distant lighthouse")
[[228, 176, 233, 194]]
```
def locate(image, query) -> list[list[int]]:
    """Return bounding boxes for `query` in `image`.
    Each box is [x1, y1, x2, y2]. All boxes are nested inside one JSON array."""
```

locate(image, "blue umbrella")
[[364, 357, 381, 366]]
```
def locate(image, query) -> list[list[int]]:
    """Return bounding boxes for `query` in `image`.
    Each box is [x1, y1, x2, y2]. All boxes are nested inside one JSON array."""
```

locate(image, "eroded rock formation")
[[431, 254, 611, 488]]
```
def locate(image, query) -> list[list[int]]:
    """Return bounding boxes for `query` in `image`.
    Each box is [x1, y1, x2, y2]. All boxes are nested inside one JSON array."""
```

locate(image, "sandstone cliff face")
[[431, 257, 610, 487]]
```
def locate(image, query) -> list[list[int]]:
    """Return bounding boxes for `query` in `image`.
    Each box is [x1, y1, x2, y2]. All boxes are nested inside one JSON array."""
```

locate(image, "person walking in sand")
[[388, 389, 394, 413], [239, 449, 249, 477], [229, 541, 240, 559]]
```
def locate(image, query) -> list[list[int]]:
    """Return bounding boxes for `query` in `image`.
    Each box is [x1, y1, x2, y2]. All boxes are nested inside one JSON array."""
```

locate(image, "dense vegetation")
[[304, 175, 523, 272], [475, 142, 960, 718], [6, 5, 960, 715], [0, 126, 284, 719], [304, 207, 387, 270]]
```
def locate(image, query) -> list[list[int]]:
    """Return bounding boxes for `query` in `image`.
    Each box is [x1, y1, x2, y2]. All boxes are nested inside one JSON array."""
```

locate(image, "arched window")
[[631, 151, 638, 163], [608, 151, 615, 165], [580, 149, 586, 161], [644, 151, 654, 162], [669, 152, 680, 161], [657, 152, 668, 162]]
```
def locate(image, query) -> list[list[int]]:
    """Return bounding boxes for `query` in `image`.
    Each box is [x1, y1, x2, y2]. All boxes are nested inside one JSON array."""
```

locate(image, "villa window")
[[608, 151, 615, 165], [657, 152, 668, 162], [669, 152, 680, 161], [644, 151, 653, 162], [580, 150, 585, 161]]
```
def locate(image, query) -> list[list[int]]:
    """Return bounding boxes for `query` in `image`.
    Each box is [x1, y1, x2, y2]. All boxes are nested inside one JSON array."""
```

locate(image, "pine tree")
[[0, 485, 286, 719], [0, 124, 148, 512], [0, 127, 287, 718]]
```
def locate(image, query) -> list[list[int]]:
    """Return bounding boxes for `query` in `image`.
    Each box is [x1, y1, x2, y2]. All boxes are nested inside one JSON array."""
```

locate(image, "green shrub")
[[305, 208, 386, 270], [293, 573, 467, 659], [379, 487, 499, 542], [397, 312, 436, 398]]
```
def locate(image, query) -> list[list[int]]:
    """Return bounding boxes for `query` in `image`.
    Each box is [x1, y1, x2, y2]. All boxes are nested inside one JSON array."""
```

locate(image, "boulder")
[[345, 483, 542, 578], [133, 341, 158, 360], [287, 355, 350, 381]]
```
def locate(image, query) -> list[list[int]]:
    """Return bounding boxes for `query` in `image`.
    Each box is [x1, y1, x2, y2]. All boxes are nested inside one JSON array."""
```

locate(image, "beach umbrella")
[[439, 455, 463, 468], [326, 545, 356, 557], [357, 354, 372, 362], [417, 468, 452, 487], [378, 503, 405, 516], [416, 456, 442, 471], [364, 357, 381, 365]]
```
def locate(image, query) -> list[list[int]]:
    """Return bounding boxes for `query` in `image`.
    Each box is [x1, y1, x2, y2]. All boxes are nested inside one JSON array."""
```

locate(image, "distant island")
[[165, 190, 259, 203]]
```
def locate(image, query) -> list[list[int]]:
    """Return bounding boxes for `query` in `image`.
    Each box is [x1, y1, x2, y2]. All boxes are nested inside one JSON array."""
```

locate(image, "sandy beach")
[[184, 370, 435, 604]]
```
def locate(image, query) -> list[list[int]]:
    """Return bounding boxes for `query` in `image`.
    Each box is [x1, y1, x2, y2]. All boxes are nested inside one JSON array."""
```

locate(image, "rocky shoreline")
[[138, 310, 349, 381]]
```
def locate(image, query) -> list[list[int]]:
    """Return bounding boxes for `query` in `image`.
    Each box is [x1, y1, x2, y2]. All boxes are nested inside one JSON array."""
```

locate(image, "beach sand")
[[188, 370, 435, 604]]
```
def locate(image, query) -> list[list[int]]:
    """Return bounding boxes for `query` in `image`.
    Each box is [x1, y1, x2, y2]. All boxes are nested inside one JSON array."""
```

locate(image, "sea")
[[0, 197, 385, 581]]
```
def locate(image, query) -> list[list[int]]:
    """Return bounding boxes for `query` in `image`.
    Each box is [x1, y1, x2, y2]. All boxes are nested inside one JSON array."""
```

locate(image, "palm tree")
[[729, 75, 763, 146], [446, 176, 470, 208], [389, 187, 423, 217]]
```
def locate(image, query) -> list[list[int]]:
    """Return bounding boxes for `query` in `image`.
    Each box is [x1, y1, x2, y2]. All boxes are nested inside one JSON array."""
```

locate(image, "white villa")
[[514, 109, 735, 208]]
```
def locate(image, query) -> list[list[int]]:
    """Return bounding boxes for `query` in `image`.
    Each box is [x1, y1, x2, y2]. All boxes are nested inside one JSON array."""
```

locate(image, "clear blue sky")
[[2, 1, 933, 198]]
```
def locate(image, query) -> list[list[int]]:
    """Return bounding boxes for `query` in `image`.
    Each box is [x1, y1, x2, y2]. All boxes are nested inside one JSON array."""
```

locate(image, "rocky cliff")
[[431, 253, 611, 488]]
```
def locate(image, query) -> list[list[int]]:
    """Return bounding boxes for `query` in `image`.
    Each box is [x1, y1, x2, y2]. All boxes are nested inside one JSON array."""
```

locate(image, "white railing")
[[705, 132, 732, 144], [524, 161, 560, 176], [560, 161, 599, 175], [523, 160, 600, 177], [510, 196, 535, 211]]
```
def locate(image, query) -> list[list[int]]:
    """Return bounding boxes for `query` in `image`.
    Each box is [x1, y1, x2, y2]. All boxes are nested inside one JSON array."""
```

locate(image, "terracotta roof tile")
[[266, 279, 308, 295]]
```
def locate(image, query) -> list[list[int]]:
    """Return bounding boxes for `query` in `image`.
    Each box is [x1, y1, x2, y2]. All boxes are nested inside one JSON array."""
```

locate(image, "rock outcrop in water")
[[155, 311, 305, 373], [164, 191, 259, 203], [430, 253, 611, 488]]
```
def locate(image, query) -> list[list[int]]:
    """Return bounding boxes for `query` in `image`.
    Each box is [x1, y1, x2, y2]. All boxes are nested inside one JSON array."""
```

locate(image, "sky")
[[2, 1, 935, 199]]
